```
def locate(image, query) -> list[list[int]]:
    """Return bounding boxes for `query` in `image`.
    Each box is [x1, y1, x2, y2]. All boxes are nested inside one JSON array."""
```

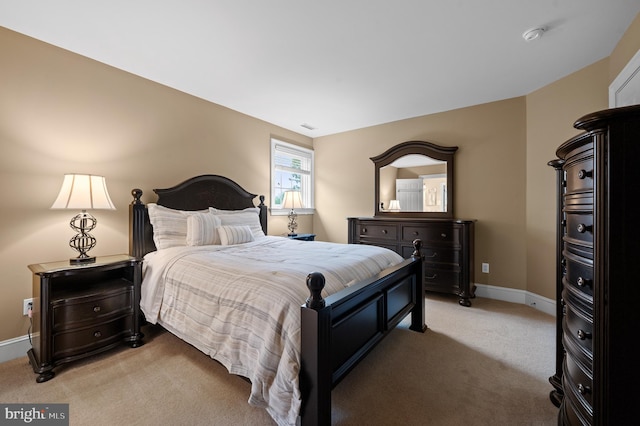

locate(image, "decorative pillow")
[[186, 212, 222, 246], [209, 207, 266, 238], [147, 203, 207, 249], [217, 225, 255, 245]]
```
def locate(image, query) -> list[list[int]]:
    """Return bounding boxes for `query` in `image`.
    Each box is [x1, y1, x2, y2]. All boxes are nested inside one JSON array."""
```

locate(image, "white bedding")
[[141, 236, 404, 426]]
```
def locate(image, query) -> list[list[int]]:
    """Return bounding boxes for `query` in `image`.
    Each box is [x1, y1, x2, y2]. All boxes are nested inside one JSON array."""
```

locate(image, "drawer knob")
[[577, 223, 591, 233], [577, 169, 593, 179], [577, 276, 590, 287], [382, 230, 387, 234], [577, 329, 592, 340], [413, 231, 419, 236], [440, 233, 447, 238], [362, 228, 367, 233], [93, 331, 102, 338], [577, 383, 591, 395], [93, 305, 101, 313]]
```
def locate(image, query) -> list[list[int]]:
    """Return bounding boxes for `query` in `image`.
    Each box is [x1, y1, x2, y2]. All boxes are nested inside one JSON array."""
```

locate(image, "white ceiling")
[[2, 1, 639, 137]]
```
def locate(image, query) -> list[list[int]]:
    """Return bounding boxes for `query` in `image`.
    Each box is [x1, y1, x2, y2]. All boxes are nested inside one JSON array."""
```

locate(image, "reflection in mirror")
[[372, 141, 457, 218], [380, 155, 447, 213]]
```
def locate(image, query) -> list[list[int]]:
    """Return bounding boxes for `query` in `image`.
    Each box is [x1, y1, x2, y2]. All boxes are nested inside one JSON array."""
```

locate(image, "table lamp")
[[51, 174, 116, 264], [282, 190, 304, 236]]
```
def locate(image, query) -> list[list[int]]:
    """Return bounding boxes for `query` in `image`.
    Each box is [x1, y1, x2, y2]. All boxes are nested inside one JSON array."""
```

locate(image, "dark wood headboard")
[[129, 175, 268, 258]]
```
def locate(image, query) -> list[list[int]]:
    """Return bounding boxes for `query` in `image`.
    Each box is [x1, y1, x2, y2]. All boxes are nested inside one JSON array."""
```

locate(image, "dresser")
[[550, 105, 640, 425], [27, 255, 143, 382], [348, 217, 475, 306]]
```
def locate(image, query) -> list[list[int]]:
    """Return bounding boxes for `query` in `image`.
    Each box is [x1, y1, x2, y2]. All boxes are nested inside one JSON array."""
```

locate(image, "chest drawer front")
[[563, 353, 593, 409], [563, 254, 593, 298], [53, 288, 133, 331], [52, 315, 134, 359], [564, 302, 593, 356], [564, 212, 594, 246], [564, 154, 594, 195], [403, 225, 459, 245], [358, 224, 397, 241]]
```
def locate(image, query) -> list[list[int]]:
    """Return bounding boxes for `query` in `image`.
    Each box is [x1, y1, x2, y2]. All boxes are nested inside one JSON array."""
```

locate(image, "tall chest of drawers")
[[348, 217, 475, 306], [550, 105, 640, 425]]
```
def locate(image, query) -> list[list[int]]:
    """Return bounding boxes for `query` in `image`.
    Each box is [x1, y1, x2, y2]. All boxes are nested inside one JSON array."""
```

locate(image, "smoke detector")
[[522, 27, 546, 42]]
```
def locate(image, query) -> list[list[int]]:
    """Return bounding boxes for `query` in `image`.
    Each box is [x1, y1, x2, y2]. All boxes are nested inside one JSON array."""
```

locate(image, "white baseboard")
[[0, 334, 30, 364], [0, 285, 556, 363], [474, 283, 556, 317]]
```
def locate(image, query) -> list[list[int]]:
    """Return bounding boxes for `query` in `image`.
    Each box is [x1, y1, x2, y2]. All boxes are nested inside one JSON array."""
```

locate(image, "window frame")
[[270, 138, 315, 215]]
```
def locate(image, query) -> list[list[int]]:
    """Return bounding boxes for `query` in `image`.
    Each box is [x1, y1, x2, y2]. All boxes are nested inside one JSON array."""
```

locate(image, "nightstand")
[[27, 254, 143, 383], [288, 233, 316, 241]]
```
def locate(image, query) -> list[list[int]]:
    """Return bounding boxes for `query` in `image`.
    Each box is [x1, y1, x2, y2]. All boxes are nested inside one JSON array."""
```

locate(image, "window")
[[271, 138, 314, 213]]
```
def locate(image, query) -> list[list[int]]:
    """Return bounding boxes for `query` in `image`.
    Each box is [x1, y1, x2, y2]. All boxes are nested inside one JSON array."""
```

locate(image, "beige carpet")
[[0, 294, 559, 425]]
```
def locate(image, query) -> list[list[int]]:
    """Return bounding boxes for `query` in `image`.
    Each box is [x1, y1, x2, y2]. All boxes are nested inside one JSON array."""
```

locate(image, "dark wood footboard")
[[300, 241, 425, 426]]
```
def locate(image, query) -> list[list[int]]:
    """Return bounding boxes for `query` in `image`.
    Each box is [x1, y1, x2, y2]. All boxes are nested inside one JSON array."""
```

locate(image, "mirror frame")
[[372, 140, 458, 219]]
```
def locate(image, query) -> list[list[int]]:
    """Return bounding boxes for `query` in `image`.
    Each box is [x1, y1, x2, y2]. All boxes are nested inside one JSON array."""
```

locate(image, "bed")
[[128, 174, 426, 425]]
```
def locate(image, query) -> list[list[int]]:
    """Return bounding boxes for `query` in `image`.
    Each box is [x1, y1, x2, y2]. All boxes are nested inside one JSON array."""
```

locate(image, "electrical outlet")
[[23, 298, 33, 316], [482, 263, 490, 274]]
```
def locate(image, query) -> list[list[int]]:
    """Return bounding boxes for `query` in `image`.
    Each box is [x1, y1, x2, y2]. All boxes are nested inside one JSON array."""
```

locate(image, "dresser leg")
[[458, 297, 472, 307]]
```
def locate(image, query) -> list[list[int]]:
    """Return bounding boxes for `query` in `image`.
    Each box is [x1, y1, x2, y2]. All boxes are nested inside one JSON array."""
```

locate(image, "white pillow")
[[217, 225, 255, 245], [147, 203, 207, 249], [186, 212, 222, 246], [209, 207, 265, 238]]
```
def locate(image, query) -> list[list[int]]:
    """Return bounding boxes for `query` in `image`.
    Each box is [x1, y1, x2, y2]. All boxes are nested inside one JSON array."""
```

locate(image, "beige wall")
[[314, 97, 528, 292], [0, 28, 312, 342], [1, 13, 639, 343]]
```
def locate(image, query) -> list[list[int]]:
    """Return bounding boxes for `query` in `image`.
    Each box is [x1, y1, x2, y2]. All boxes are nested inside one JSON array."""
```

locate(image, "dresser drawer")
[[423, 266, 461, 292], [403, 225, 459, 245], [358, 224, 397, 241], [52, 315, 134, 359], [52, 287, 133, 332], [401, 245, 459, 264]]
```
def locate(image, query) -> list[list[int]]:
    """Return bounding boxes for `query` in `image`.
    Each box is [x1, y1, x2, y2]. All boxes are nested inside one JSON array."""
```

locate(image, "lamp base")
[[287, 233, 298, 237], [70, 255, 96, 265]]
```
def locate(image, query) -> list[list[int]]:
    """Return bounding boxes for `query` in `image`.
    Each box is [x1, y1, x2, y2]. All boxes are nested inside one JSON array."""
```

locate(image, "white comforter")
[[141, 236, 403, 426]]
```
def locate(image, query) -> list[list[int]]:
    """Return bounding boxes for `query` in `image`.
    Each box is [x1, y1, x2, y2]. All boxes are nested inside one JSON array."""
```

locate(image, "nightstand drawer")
[[52, 315, 134, 359], [52, 286, 133, 331]]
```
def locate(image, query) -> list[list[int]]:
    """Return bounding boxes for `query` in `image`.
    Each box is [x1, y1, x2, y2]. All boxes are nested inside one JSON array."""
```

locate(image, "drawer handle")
[[425, 252, 438, 259], [425, 273, 438, 280], [413, 231, 419, 236], [577, 223, 592, 233], [440, 233, 447, 238], [93, 331, 102, 338], [382, 230, 387, 234], [577, 169, 593, 179], [577, 383, 591, 396], [577, 329, 592, 340], [577, 276, 591, 287], [93, 305, 101, 313], [362, 228, 367, 234]]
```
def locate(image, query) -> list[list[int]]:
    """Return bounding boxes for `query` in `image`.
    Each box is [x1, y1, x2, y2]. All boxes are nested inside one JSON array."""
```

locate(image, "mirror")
[[372, 141, 458, 218]]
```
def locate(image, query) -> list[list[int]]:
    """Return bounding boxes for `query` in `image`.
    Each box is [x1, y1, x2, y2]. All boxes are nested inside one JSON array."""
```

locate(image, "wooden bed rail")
[[300, 240, 425, 426]]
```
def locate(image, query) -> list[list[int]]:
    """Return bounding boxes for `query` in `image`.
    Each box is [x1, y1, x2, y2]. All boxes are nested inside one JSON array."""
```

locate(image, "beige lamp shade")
[[51, 174, 116, 210], [282, 190, 304, 210], [388, 199, 401, 211]]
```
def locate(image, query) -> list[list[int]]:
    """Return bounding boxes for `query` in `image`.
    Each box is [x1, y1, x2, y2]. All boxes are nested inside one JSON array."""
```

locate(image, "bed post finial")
[[131, 188, 143, 205], [412, 238, 423, 258], [305, 272, 326, 310]]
